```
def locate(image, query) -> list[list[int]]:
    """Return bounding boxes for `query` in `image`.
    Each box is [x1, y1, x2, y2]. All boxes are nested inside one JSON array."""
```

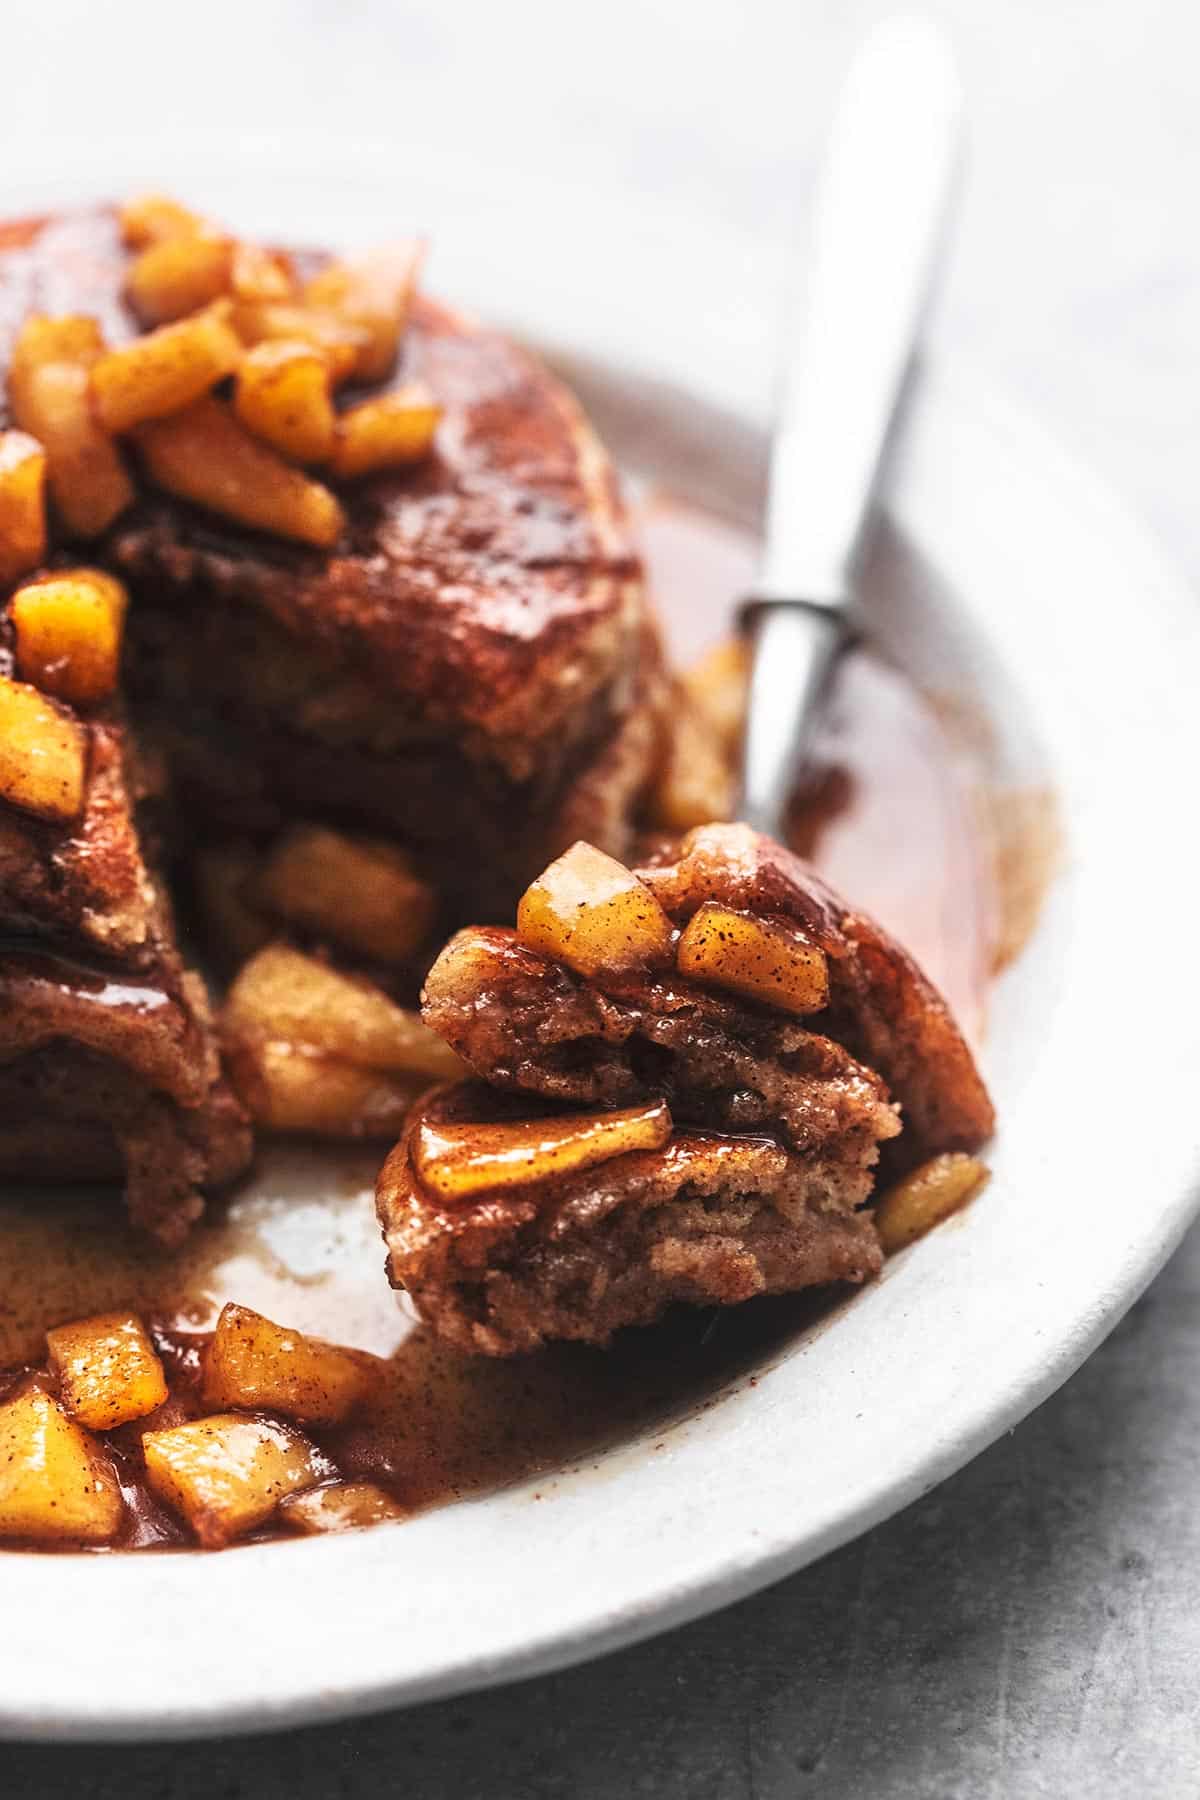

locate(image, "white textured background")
[[7, 2, 1200, 1793]]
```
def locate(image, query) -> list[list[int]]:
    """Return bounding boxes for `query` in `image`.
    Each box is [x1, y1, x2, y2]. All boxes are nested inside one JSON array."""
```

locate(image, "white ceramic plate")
[[4, 153, 1200, 1741]]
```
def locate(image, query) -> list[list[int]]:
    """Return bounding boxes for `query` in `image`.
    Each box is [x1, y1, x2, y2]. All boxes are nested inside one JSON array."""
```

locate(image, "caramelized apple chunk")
[[229, 301, 366, 384], [648, 684, 736, 832], [228, 1038, 419, 1139], [46, 1310, 168, 1430], [90, 302, 243, 433], [683, 636, 749, 756], [281, 1480, 407, 1534], [11, 569, 128, 706], [874, 1153, 990, 1254], [328, 386, 440, 479], [0, 1389, 124, 1544], [234, 339, 336, 464], [254, 825, 436, 963], [413, 1097, 673, 1203], [0, 674, 87, 821], [225, 944, 463, 1081], [0, 429, 47, 586], [675, 902, 830, 1015], [230, 241, 295, 304], [303, 242, 423, 382], [8, 315, 134, 537], [516, 841, 675, 978], [133, 397, 344, 548], [142, 1413, 326, 1548], [202, 1303, 375, 1425], [118, 193, 205, 249], [124, 231, 233, 325]]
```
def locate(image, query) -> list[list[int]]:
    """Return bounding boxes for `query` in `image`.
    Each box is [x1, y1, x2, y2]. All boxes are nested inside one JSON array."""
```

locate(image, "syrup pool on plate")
[[0, 495, 1001, 1539]]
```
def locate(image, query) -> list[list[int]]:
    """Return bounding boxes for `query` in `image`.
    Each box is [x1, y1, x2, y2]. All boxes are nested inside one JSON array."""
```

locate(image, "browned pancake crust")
[[0, 206, 649, 780]]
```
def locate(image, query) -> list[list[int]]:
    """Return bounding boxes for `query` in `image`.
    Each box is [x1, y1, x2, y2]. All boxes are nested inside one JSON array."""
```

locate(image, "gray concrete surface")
[[5, 0, 1200, 1791]]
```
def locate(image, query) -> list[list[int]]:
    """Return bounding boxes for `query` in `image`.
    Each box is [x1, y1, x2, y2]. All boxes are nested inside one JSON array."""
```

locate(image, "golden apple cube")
[[0, 1388, 124, 1544], [0, 674, 87, 822], [230, 241, 295, 304], [142, 1413, 326, 1548], [9, 317, 135, 539], [255, 825, 437, 963], [675, 902, 829, 1015], [124, 231, 233, 325], [12, 569, 128, 707], [875, 1153, 990, 1255], [90, 302, 243, 433], [303, 243, 423, 382], [328, 386, 441, 479], [648, 686, 735, 832], [281, 1481, 407, 1535], [234, 339, 336, 465], [229, 301, 366, 384], [228, 1037, 420, 1139], [516, 840, 675, 977], [118, 193, 205, 249], [682, 636, 750, 756], [46, 1309, 168, 1430], [414, 1097, 673, 1203], [225, 944, 463, 1081], [134, 397, 344, 548], [0, 429, 48, 587], [202, 1302, 376, 1425]]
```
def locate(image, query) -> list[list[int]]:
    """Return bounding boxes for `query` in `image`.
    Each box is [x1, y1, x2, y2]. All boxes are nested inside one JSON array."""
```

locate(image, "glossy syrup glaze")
[[0, 497, 1018, 1550]]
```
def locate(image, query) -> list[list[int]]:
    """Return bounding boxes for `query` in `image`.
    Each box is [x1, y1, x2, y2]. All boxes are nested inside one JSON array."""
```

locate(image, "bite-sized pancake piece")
[[423, 825, 993, 1165], [378, 1084, 884, 1356], [379, 826, 991, 1354]]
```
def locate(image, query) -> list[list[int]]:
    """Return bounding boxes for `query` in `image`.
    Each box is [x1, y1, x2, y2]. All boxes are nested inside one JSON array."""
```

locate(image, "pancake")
[[0, 203, 663, 1230], [378, 825, 994, 1353]]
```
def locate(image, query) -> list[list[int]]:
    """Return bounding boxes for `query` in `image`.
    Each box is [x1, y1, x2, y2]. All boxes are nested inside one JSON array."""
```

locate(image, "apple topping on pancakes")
[[376, 825, 994, 1355]]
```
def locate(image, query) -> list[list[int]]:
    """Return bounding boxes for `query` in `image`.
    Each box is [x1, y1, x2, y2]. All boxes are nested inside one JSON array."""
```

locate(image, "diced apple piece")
[[46, 1309, 168, 1429], [234, 339, 336, 464], [516, 840, 675, 977], [875, 1153, 990, 1254], [675, 902, 829, 1015], [228, 1038, 419, 1139], [683, 637, 749, 756], [0, 429, 47, 587], [12, 568, 128, 707], [328, 385, 440, 479], [0, 674, 87, 821], [230, 241, 295, 304], [142, 1413, 326, 1548], [303, 243, 423, 382], [648, 685, 735, 832], [281, 1481, 406, 1535], [225, 944, 463, 1080], [118, 193, 205, 248], [0, 1388, 124, 1544], [255, 825, 436, 963], [229, 301, 366, 384], [202, 1303, 375, 1425], [124, 231, 233, 325], [133, 397, 344, 548], [10, 315, 106, 369], [89, 302, 243, 433], [414, 1097, 673, 1203], [8, 317, 134, 538]]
